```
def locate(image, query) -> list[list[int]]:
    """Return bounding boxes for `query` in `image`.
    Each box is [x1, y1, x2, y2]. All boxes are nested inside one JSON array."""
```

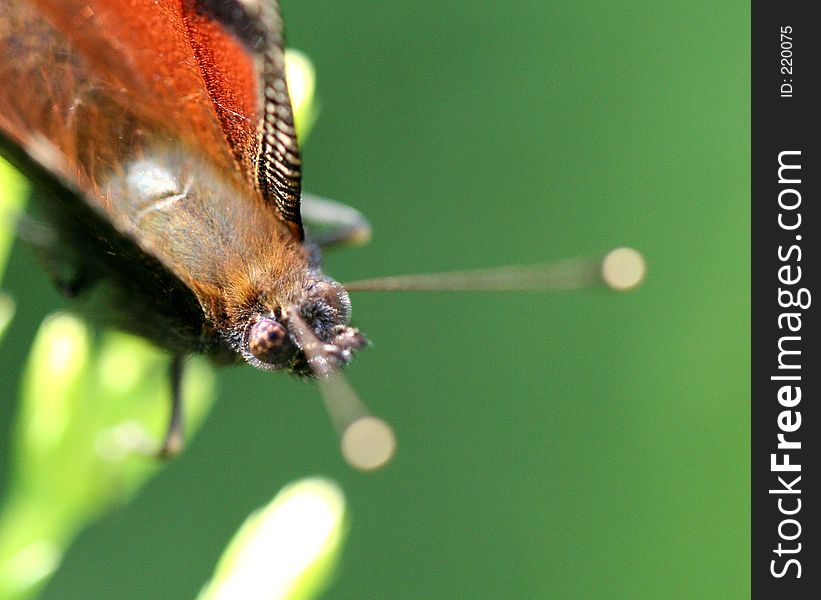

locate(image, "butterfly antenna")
[[286, 310, 395, 471], [344, 247, 646, 292]]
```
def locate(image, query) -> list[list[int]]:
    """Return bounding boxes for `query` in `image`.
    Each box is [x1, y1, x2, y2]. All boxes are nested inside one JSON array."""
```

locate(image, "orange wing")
[[0, 0, 303, 238], [184, 0, 304, 238]]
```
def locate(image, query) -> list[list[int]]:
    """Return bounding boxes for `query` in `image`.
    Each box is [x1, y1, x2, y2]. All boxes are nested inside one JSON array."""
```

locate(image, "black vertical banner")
[[752, 2, 819, 598]]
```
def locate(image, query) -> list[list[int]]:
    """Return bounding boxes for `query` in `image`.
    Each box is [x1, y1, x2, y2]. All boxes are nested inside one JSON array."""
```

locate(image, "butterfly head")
[[239, 276, 366, 376]]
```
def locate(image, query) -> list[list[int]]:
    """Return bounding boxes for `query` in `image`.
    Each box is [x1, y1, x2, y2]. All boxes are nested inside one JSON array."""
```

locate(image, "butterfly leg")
[[158, 354, 185, 459], [301, 193, 372, 250]]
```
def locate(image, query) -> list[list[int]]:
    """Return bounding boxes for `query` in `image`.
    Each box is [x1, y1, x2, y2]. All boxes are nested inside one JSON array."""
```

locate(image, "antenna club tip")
[[341, 416, 396, 472], [602, 247, 646, 291], [350, 227, 372, 246]]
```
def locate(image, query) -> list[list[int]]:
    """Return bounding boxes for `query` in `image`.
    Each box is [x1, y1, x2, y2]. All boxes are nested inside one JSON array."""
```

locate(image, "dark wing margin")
[[186, 0, 304, 240]]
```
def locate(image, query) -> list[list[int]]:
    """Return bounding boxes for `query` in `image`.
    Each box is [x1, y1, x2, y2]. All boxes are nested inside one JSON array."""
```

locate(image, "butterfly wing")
[[0, 0, 303, 237], [184, 0, 304, 238]]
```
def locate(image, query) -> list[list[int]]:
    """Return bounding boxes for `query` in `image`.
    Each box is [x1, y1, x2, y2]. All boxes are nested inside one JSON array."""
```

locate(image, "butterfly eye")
[[248, 317, 291, 364]]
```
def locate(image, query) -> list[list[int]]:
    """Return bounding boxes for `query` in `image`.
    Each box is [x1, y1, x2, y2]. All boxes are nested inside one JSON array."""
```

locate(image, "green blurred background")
[[0, 0, 749, 598]]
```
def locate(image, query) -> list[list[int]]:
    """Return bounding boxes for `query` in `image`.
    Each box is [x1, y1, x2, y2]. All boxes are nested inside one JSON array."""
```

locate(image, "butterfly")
[[0, 0, 644, 470]]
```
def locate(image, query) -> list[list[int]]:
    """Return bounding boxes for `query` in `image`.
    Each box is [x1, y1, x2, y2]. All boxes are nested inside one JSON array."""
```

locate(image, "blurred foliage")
[[0, 160, 25, 341], [0, 316, 215, 599], [198, 478, 347, 600]]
